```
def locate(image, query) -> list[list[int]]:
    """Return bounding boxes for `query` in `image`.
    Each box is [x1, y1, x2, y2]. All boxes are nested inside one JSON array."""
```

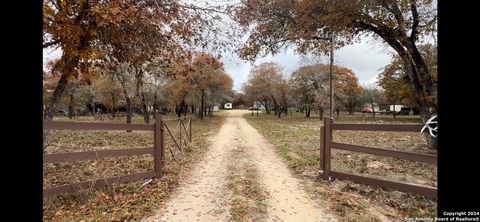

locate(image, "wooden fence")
[[320, 118, 437, 199], [43, 114, 192, 197]]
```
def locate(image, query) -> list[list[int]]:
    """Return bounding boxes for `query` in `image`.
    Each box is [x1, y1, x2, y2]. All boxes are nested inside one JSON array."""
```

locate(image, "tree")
[[43, 58, 98, 118], [377, 58, 413, 118], [333, 66, 362, 115], [232, 91, 250, 108], [234, 0, 438, 148], [164, 53, 233, 119], [43, 0, 235, 120], [243, 62, 285, 115], [94, 69, 124, 119], [272, 79, 291, 118], [359, 85, 385, 118], [110, 62, 138, 125], [290, 64, 327, 118], [377, 43, 437, 115], [190, 53, 224, 119]]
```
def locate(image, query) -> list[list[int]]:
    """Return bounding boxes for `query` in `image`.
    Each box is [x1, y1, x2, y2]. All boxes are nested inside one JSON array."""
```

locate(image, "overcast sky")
[[44, 36, 394, 92], [221, 36, 395, 92], [43, 0, 397, 91], [43, 0, 397, 93]]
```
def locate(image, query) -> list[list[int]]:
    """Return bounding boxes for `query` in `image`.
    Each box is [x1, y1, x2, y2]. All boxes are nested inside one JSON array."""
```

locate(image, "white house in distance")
[[252, 101, 266, 110], [224, 103, 232, 109]]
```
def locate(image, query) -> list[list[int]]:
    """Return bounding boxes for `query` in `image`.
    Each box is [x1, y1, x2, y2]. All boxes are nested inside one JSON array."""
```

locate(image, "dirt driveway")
[[143, 110, 336, 221]]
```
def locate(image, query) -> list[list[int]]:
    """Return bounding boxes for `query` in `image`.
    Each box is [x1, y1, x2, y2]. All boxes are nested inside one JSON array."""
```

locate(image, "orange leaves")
[[43, 0, 239, 118], [377, 58, 408, 104], [234, 0, 436, 62], [161, 52, 233, 108], [244, 62, 290, 106]]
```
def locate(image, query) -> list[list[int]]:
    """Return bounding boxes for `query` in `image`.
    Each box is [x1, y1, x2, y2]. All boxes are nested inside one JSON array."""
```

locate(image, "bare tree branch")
[[410, 0, 420, 42]]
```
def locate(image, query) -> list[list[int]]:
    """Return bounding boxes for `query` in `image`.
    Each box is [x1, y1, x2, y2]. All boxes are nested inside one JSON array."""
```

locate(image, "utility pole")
[[329, 35, 334, 121]]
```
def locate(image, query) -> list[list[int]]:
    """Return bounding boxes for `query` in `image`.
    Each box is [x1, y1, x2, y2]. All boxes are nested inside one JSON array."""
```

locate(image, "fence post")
[[154, 113, 164, 178], [322, 117, 331, 180], [320, 125, 325, 170]]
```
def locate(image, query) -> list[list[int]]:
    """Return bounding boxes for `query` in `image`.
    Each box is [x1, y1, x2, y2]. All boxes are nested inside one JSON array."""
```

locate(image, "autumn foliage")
[[43, 0, 236, 120], [243, 62, 362, 118], [234, 0, 438, 148]]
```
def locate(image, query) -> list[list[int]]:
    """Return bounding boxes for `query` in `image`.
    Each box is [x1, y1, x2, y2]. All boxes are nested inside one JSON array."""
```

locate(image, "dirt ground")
[[245, 112, 437, 221], [143, 110, 336, 221]]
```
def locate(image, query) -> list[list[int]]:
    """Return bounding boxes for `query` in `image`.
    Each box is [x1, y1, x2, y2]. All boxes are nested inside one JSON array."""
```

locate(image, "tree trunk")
[[153, 92, 158, 119], [91, 100, 96, 116], [419, 104, 437, 149], [68, 92, 74, 120], [43, 50, 82, 152], [125, 97, 132, 124], [125, 95, 132, 132], [371, 101, 376, 118], [319, 107, 324, 120], [393, 101, 396, 119], [45, 73, 69, 120], [43, 0, 91, 119], [112, 92, 116, 119], [175, 105, 182, 118], [44, 41, 86, 120], [263, 100, 270, 114], [272, 98, 280, 118], [424, 132, 437, 151], [200, 89, 204, 120], [116, 70, 133, 129], [182, 100, 187, 117], [380, 34, 437, 149], [141, 92, 149, 123], [306, 106, 310, 118]]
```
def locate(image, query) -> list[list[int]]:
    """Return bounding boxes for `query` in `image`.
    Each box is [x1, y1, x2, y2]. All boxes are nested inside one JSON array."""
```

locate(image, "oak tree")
[[243, 62, 285, 115], [234, 0, 438, 148]]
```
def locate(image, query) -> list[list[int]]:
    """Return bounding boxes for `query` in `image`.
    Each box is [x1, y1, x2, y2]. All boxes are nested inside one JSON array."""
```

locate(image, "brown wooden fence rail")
[[320, 118, 437, 199], [43, 114, 192, 197]]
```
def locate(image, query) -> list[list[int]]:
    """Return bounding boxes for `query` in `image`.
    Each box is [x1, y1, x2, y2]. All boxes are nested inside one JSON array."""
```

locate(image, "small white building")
[[389, 105, 403, 112], [224, 103, 232, 109]]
